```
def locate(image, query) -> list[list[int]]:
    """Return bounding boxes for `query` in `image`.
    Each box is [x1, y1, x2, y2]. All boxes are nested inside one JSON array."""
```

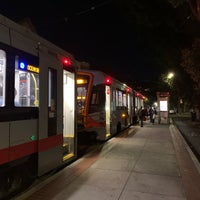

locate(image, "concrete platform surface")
[[14, 121, 200, 200]]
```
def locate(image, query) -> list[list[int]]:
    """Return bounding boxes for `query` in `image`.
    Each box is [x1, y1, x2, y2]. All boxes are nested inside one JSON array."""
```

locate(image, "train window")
[[116, 90, 128, 108], [48, 68, 57, 109], [112, 89, 116, 110], [123, 93, 127, 107], [116, 90, 119, 106], [91, 93, 98, 105], [15, 56, 39, 107], [88, 85, 105, 113], [0, 50, 6, 107], [77, 86, 87, 115], [48, 68, 57, 136], [116, 90, 123, 106]]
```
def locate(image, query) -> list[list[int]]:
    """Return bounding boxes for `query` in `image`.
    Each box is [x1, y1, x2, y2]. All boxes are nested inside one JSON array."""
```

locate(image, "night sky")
[[0, 0, 195, 87]]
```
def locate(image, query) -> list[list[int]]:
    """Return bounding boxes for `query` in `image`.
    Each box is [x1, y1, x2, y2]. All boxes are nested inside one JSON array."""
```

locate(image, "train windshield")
[[76, 73, 92, 127]]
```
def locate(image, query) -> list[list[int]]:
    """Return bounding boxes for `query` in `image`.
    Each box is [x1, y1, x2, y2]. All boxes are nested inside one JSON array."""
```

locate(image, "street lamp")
[[167, 72, 174, 80], [167, 72, 174, 88]]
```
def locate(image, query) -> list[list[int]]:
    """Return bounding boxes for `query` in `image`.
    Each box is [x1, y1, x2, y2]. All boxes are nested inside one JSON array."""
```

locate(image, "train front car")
[[0, 14, 77, 199], [77, 69, 134, 141]]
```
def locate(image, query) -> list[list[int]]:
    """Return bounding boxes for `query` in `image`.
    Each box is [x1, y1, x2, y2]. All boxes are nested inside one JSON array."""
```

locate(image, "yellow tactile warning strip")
[[170, 124, 200, 200]]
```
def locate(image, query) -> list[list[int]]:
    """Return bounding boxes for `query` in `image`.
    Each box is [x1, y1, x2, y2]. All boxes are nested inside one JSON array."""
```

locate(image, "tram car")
[[0, 14, 77, 199], [76, 69, 145, 141]]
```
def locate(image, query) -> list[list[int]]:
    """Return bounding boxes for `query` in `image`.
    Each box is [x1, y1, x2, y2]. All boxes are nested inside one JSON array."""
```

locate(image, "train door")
[[127, 92, 131, 125], [38, 61, 76, 175], [105, 85, 111, 138], [63, 69, 75, 160]]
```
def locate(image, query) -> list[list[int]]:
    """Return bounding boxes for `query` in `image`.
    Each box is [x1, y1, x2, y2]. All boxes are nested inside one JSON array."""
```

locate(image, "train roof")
[[77, 69, 133, 91], [0, 14, 77, 66]]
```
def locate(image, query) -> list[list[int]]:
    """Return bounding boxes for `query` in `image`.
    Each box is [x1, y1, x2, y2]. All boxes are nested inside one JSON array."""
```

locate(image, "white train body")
[[0, 14, 77, 199], [77, 69, 144, 141]]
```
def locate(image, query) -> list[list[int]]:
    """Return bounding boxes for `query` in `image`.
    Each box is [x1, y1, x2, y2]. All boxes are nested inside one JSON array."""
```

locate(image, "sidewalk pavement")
[[15, 119, 200, 200]]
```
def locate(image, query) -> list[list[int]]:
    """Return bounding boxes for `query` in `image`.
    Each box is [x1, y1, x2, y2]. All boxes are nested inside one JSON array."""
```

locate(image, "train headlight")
[[121, 113, 126, 118]]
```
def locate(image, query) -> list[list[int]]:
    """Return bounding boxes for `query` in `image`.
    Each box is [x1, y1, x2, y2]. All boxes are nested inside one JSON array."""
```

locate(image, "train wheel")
[[0, 165, 35, 199], [10, 165, 34, 194], [0, 171, 21, 199], [0, 173, 10, 199], [8, 169, 23, 194]]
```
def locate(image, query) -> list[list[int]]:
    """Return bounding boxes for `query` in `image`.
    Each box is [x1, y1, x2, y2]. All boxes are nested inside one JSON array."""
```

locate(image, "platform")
[[15, 121, 200, 200]]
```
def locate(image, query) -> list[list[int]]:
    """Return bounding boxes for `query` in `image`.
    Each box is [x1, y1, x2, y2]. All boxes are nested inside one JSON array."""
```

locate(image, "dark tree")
[[181, 38, 200, 98]]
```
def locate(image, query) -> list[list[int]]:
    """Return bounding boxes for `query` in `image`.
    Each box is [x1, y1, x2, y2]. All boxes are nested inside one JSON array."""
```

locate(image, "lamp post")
[[167, 72, 174, 79], [167, 72, 174, 88], [166, 72, 180, 113]]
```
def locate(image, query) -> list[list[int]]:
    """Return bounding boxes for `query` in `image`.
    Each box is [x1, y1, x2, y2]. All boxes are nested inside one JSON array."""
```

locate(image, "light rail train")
[[0, 14, 77, 199], [76, 69, 145, 141], [0, 13, 146, 199]]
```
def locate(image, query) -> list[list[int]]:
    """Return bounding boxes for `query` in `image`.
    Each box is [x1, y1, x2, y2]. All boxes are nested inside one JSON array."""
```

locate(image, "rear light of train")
[[126, 88, 130, 93], [105, 77, 112, 85], [62, 58, 71, 66]]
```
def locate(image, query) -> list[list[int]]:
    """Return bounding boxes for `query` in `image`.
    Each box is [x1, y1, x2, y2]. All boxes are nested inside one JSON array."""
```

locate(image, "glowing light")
[[19, 62, 26, 70], [126, 88, 130, 93], [63, 58, 71, 66], [30, 135, 36, 141], [77, 96, 86, 100], [77, 79, 87, 84], [106, 88, 110, 95], [27, 65, 39, 73], [121, 113, 126, 118], [105, 77, 111, 85], [167, 72, 174, 79], [19, 61, 39, 73], [136, 92, 140, 97]]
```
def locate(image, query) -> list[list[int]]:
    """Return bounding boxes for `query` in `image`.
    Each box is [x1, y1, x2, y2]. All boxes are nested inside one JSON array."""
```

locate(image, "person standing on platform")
[[152, 107, 157, 124], [149, 107, 154, 124], [138, 106, 145, 127]]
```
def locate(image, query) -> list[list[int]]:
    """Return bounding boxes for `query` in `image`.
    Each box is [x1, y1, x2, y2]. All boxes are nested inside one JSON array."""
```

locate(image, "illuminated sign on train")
[[27, 65, 39, 73], [19, 61, 39, 73]]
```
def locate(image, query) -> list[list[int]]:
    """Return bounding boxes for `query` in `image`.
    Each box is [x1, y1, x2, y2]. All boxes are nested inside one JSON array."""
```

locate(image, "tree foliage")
[[181, 38, 200, 94], [114, 0, 200, 109], [168, 0, 200, 21], [168, 0, 200, 108], [187, 0, 200, 21]]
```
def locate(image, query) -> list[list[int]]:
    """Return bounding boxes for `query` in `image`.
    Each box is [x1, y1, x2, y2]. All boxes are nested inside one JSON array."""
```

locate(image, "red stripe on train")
[[38, 134, 63, 152], [0, 148, 9, 165], [9, 141, 38, 162], [0, 134, 63, 165]]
